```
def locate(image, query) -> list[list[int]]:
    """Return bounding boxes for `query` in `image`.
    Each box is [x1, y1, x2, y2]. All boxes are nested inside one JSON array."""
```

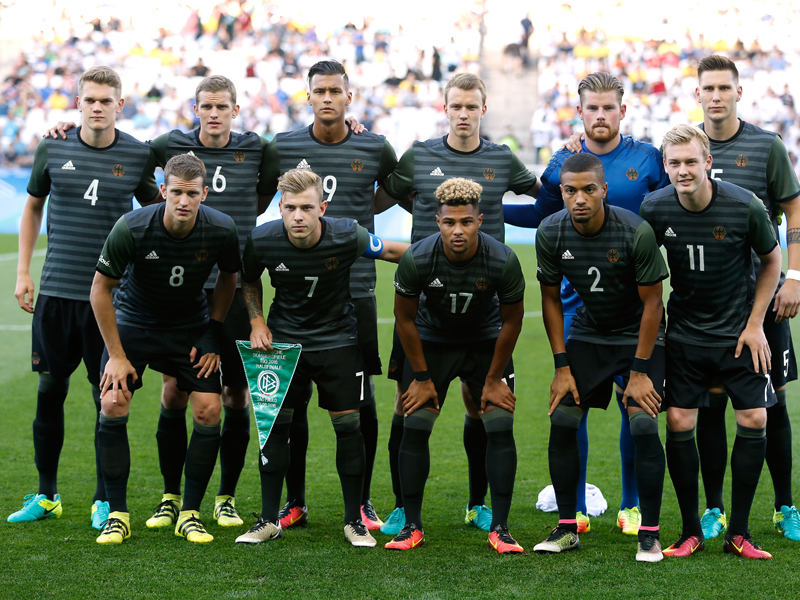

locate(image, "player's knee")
[[550, 404, 582, 429], [629, 410, 658, 436], [221, 385, 250, 409], [100, 393, 131, 418], [481, 407, 514, 432], [735, 408, 766, 430], [666, 408, 696, 432], [161, 377, 189, 410], [192, 396, 222, 425], [331, 411, 361, 435]]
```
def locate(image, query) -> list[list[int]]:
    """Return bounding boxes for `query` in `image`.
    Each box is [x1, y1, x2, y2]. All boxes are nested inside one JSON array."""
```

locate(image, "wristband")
[[413, 370, 431, 382], [553, 352, 569, 369], [631, 357, 649, 374], [787, 270, 800, 282]]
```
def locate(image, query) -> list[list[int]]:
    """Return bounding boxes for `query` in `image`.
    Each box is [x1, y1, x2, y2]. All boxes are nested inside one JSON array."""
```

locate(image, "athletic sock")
[[156, 405, 187, 496], [617, 393, 638, 510], [576, 409, 589, 514], [98, 414, 130, 513], [549, 422, 580, 522], [359, 400, 379, 504], [464, 415, 488, 507], [482, 410, 516, 529], [33, 374, 69, 499], [218, 405, 250, 497], [766, 390, 793, 509], [182, 420, 221, 512], [666, 428, 702, 536], [285, 399, 309, 506], [399, 413, 437, 530], [259, 417, 292, 522], [630, 412, 664, 532], [331, 413, 365, 524], [728, 424, 767, 537], [696, 391, 728, 511], [91, 386, 106, 502], [388, 413, 405, 508]]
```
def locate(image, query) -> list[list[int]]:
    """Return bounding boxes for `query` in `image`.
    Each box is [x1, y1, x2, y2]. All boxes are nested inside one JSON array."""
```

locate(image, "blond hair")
[[444, 73, 487, 105], [661, 124, 710, 159], [577, 72, 624, 104], [278, 168, 324, 202], [435, 177, 482, 211], [195, 75, 237, 105], [164, 153, 207, 186], [78, 66, 122, 97]]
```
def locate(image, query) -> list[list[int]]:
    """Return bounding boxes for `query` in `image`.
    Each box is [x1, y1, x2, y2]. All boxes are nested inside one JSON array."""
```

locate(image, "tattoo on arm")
[[242, 280, 264, 321], [788, 228, 800, 245]]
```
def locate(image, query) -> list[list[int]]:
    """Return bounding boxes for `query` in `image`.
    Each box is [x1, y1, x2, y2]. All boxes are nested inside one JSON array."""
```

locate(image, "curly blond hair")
[[435, 177, 482, 211]]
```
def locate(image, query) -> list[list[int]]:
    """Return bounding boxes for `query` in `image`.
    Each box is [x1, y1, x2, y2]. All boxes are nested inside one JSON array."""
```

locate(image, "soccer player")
[[235, 168, 408, 547], [640, 124, 781, 559], [9, 66, 159, 530], [90, 153, 241, 545], [376, 73, 538, 535], [531, 154, 668, 563], [386, 177, 525, 553], [692, 55, 800, 541], [259, 60, 398, 531], [504, 72, 669, 535]]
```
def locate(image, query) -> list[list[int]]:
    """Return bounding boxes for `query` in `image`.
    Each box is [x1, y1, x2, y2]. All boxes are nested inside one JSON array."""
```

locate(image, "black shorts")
[[102, 324, 222, 395], [388, 326, 405, 382], [352, 296, 382, 376], [559, 340, 666, 410], [665, 339, 777, 410], [763, 297, 798, 388], [207, 288, 250, 389], [283, 345, 366, 412], [31, 295, 104, 386], [400, 338, 515, 411]]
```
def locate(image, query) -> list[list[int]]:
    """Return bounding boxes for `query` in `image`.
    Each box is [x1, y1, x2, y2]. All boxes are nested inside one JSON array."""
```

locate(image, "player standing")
[[9, 67, 159, 530], [641, 124, 781, 559]]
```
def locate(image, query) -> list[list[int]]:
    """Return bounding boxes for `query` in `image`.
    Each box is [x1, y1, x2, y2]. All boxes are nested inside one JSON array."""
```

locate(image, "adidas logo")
[[275, 263, 289, 272], [562, 250, 575, 260], [297, 159, 311, 169], [430, 167, 444, 177], [61, 160, 75, 170], [187, 151, 196, 156], [665, 227, 677, 238], [145, 250, 159, 260], [428, 278, 444, 288]]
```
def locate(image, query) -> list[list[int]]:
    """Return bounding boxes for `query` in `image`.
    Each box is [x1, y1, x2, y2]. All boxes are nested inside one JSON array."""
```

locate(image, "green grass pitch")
[[0, 233, 798, 599]]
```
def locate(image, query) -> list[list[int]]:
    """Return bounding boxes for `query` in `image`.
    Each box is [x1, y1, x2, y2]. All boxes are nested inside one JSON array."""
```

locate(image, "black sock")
[[766, 390, 793, 509], [156, 406, 187, 496], [359, 401, 379, 504], [399, 426, 432, 530], [483, 412, 516, 530], [388, 413, 405, 508], [728, 425, 767, 537], [630, 413, 664, 533], [666, 428, 701, 536], [548, 422, 580, 525], [33, 375, 69, 499], [218, 405, 250, 497], [182, 421, 221, 512], [331, 414, 365, 524], [696, 391, 728, 511], [285, 399, 309, 506], [464, 415, 488, 507], [91, 386, 106, 502], [259, 422, 291, 522], [99, 415, 130, 513]]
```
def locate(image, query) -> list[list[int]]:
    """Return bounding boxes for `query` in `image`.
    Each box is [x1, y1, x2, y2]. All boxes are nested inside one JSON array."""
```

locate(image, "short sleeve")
[[241, 234, 265, 283], [97, 216, 134, 279], [355, 223, 370, 255], [147, 132, 170, 168], [27, 140, 51, 198], [256, 137, 281, 196], [507, 152, 538, 194], [393, 248, 421, 297], [535, 225, 561, 286], [376, 138, 399, 185], [217, 220, 242, 274], [381, 146, 415, 200], [767, 136, 800, 204], [497, 250, 526, 304], [747, 195, 779, 255], [133, 148, 159, 203], [632, 220, 669, 286]]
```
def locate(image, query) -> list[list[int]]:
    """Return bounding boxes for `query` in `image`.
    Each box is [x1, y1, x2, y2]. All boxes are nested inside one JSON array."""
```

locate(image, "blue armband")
[[362, 233, 384, 258]]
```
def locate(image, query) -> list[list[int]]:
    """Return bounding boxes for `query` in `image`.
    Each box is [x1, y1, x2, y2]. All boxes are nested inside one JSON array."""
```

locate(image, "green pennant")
[[236, 341, 302, 463]]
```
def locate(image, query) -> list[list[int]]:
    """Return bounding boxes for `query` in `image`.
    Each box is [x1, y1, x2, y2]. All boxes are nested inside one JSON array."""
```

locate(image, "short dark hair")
[[164, 153, 207, 186], [561, 153, 605, 182], [697, 55, 739, 84], [435, 177, 482, 212], [307, 60, 349, 88]]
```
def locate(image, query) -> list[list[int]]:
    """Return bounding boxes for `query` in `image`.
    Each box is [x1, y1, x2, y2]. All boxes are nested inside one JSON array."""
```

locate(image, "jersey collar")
[[308, 124, 353, 147], [76, 126, 120, 151], [443, 134, 484, 155]]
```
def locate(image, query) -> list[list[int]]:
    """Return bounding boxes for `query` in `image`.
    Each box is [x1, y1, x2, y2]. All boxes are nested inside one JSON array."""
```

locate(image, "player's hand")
[[401, 379, 438, 416], [15, 273, 35, 313], [549, 366, 579, 415], [736, 323, 771, 373], [250, 322, 274, 350], [44, 121, 77, 139], [622, 371, 661, 418], [345, 116, 367, 134], [190, 348, 220, 378], [562, 132, 585, 153], [100, 357, 137, 405], [480, 377, 516, 414], [774, 279, 800, 322]]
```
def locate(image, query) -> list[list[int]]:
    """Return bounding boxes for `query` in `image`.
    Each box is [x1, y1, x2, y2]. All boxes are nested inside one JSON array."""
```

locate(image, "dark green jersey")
[[97, 204, 240, 330], [393, 231, 525, 343], [640, 180, 778, 346], [260, 126, 397, 298], [149, 129, 270, 288], [242, 217, 370, 351], [536, 204, 668, 345], [27, 128, 158, 301], [382, 135, 537, 243]]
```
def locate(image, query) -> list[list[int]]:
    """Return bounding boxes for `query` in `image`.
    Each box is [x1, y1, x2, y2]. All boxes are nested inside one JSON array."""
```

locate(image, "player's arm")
[[45, 121, 77, 139], [241, 234, 272, 350], [134, 149, 162, 206], [622, 282, 664, 417], [373, 138, 401, 214], [376, 146, 415, 214], [504, 161, 563, 228], [357, 226, 409, 263], [481, 300, 523, 414], [257, 137, 280, 215], [774, 193, 800, 322]]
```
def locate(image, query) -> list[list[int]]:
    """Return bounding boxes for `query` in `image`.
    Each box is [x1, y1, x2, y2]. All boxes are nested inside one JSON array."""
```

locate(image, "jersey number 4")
[[84, 179, 100, 206]]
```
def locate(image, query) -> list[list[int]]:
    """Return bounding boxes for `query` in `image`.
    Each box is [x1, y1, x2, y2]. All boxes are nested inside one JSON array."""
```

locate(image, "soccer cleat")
[[213, 495, 243, 527], [145, 494, 181, 528], [617, 507, 641, 535], [700, 507, 727, 539], [465, 504, 492, 531], [533, 526, 579, 554], [773, 505, 800, 541], [576, 511, 591, 533], [635, 535, 663, 563], [278, 502, 308, 529], [723, 533, 772, 559], [385, 523, 425, 550], [380, 507, 406, 536], [488, 525, 524, 554], [345, 520, 377, 547], [7, 493, 62, 522], [91, 500, 110, 530], [175, 510, 213, 543], [96, 512, 130, 544], [662, 534, 704, 557], [360, 500, 384, 530], [235, 516, 283, 543]]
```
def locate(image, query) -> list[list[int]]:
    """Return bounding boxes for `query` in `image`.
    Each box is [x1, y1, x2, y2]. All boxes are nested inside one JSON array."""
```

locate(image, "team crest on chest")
[[713, 226, 727, 240], [351, 158, 364, 172], [475, 276, 489, 290], [234, 151, 246, 162], [326, 257, 339, 270], [626, 168, 638, 181], [196, 249, 209, 261], [483, 168, 495, 181], [607, 249, 620, 262], [112, 164, 125, 177], [736, 154, 748, 167]]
